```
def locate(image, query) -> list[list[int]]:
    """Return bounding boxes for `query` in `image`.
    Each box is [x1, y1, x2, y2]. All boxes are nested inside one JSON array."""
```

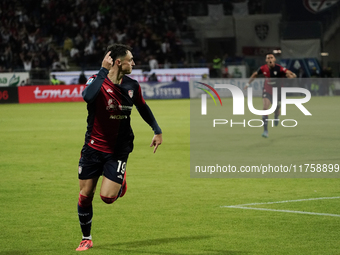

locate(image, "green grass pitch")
[[0, 97, 339, 255]]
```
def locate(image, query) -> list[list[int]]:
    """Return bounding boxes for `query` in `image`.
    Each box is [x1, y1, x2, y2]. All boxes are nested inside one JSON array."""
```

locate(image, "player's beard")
[[122, 65, 132, 74], [125, 67, 132, 74]]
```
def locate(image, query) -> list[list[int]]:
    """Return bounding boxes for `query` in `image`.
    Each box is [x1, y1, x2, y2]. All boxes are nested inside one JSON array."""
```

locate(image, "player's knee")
[[78, 193, 93, 208], [100, 194, 118, 204]]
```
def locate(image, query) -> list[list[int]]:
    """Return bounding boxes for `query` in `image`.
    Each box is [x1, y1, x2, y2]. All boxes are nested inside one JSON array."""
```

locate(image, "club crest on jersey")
[[128, 90, 134, 98], [78, 166, 82, 174], [274, 71, 277, 75]]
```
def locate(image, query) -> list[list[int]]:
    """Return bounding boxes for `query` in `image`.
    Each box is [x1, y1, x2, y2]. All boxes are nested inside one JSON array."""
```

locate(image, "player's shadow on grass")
[[97, 235, 249, 255]]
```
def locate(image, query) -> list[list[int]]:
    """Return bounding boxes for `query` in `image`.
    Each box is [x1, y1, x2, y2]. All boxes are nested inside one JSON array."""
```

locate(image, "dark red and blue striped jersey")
[[82, 68, 161, 154], [257, 64, 288, 95]]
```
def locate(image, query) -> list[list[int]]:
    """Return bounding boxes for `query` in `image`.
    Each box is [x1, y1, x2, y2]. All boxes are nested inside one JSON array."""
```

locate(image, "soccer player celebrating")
[[76, 44, 162, 251], [244, 53, 296, 138]]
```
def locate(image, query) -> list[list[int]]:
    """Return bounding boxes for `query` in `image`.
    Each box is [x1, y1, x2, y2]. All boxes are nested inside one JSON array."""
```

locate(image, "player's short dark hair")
[[105, 44, 132, 62], [265, 53, 274, 57]]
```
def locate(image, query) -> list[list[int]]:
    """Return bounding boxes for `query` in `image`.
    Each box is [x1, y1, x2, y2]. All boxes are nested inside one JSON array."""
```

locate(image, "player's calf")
[[119, 181, 127, 198], [119, 172, 127, 198], [274, 104, 280, 126], [78, 193, 93, 241]]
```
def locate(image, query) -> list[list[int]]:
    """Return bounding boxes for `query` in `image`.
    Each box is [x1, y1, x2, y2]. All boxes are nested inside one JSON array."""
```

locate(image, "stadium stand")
[[0, 0, 191, 73], [1, 0, 339, 79]]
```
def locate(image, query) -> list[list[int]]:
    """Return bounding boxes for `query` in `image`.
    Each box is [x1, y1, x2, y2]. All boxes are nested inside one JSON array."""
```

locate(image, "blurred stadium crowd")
[[0, 0, 195, 72]]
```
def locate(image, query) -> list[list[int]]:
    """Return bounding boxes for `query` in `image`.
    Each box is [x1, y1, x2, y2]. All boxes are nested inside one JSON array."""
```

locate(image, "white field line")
[[222, 196, 340, 217]]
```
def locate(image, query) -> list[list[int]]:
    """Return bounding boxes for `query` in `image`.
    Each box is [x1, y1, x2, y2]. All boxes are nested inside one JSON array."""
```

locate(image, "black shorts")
[[262, 89, 281, 104], [78, 144, 129, 184]]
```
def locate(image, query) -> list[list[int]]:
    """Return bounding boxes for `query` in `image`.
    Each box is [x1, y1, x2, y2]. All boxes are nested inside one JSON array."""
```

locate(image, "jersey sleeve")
[[136, 103, 162, 134], [82, 67, 109, 103], [134, 83, 162, 134], [279, 65, 288, 75], [257, 66, 263, 75], [133, 84, 146, 107]]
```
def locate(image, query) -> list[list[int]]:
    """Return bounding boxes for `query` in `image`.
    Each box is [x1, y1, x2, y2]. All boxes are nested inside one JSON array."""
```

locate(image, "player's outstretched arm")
[[286, 70, 297, 78], [244, 71, 258, 90], [150, 134, 162, 153]]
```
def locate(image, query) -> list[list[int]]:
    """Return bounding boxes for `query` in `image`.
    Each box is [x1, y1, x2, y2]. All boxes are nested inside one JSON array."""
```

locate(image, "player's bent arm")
[[286, 70, 296, 78], [82, 67, 109, 103], [244, 72, 258, 90]]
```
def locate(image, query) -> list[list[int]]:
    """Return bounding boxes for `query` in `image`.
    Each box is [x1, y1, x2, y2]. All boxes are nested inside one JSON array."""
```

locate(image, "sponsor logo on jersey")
[[86, 78, 94, 85], [106, 98, 119, 111], [109, 115, 128, 119], [106, 99, 133, 112], [119, 105, 133, 110]]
